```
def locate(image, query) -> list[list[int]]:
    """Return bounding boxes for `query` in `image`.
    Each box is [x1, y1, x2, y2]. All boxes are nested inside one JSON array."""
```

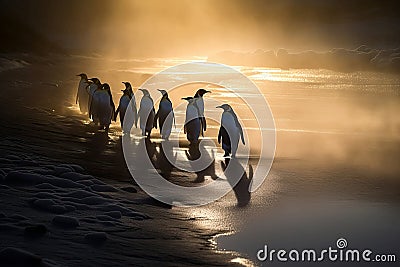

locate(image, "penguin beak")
[[205, 90, 211, 93], [216, 105, 222, 109]]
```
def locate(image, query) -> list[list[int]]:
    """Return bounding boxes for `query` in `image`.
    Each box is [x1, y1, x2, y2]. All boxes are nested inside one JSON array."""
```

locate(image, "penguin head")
[[158, 89, 168, 98], [139, 88, 150, 96], [89, 77, 101, 86], [216, 104, 232, 111], [77, 73, 87, 79], [122, 82, 133, 95], [122, 81, 132, 89], [102, 83, 111, 91], [195, 88, 211, 97], [182, 96, 195, 103]]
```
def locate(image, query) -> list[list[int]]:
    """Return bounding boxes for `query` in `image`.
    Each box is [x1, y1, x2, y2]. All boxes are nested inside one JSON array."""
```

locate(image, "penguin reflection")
[[185, 142, 218, 183], [136, 137, 157, 164], [86, 131, 109, 157], [221, 158, 253, 207], [155, 141, 177, 180]]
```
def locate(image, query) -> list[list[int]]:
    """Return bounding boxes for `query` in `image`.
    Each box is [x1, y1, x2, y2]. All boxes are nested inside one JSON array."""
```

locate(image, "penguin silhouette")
[[91, 83, 115, 131], [217, 104, 245, 157], [183, 97, 201, 144], [75, 73, 90, 114], [154, 89, 174, 140], [115, 82, 137, 133], [193, 88, 211, 136], [138, 89, 155, 137], [87, 77, 102, 123]]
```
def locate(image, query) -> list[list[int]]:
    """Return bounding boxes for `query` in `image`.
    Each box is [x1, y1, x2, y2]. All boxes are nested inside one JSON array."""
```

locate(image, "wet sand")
[[0, 54, 241, 266]]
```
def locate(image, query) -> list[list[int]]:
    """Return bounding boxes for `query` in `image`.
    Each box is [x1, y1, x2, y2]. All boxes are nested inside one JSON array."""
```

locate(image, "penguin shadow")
[[142, 137, 157, 163], [185, 142, 219, 183], [221, 158, 253, 207], [86, 130, 109, 156], [155, 141, 177, 180]]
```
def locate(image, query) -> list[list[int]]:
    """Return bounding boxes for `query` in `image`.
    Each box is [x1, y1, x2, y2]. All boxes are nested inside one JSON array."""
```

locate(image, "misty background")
[[0, 0, 399, 59]]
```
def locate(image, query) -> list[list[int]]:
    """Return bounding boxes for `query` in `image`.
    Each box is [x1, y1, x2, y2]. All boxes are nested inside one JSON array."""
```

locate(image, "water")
[[74, 55, 400, 266], [117, 61, 399, 266]]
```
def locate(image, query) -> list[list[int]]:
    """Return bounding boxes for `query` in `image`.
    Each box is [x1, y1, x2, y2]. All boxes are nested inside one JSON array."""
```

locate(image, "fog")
[[1, 0, 399, 57]]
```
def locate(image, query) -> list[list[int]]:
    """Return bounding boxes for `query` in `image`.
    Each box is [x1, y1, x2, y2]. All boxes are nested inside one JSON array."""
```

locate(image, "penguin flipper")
[[248, 164, 253, 180], [153, 111, 159, 129], [115, 106, 120, 121], [202, 117, 207, 131], [232, 111, 245, 145]]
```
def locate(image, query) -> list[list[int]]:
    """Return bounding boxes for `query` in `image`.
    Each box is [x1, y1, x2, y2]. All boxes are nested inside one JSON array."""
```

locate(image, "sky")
[[1, 0, 399, 57]]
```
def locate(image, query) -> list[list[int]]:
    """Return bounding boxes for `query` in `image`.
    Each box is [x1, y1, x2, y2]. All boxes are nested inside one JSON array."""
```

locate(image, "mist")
[[1, 0, 399, 57]]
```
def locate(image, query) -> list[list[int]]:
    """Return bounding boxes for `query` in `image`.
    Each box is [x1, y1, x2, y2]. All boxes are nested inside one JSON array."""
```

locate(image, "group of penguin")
[[76, 73, 245, 157]]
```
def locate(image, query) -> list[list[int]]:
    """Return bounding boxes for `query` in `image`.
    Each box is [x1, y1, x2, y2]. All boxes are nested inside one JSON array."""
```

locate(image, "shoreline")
[[0, 105, 241, 267], [0, 58, 242, 266], [1, 52, 399, 266]]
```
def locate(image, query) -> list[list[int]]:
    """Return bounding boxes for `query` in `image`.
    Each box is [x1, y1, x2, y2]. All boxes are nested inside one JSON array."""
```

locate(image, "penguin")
[[90, 83, 115, 131], [183, 97, 201, 144], [154, 89, 174, 140], [115, 82, 137, 133], [75, 73, 90, 114], [138, 89, 155, 137], [193, 88, 211, 136], [87, 77, 102, 123], [216, 104, 245, 157]]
